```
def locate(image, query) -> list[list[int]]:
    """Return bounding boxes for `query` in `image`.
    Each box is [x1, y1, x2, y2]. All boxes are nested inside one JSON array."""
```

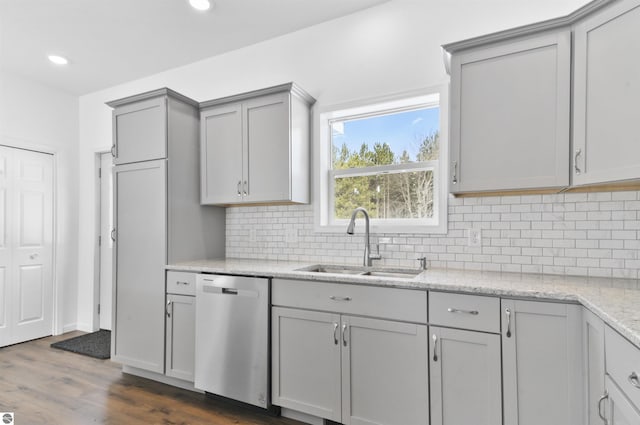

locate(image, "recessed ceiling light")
[[48, 55, 69, 65], [189, 0, 210, 11]]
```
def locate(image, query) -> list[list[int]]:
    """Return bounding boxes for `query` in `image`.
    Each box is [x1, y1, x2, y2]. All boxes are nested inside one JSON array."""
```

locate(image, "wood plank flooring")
[[0, 332, 305, 425]]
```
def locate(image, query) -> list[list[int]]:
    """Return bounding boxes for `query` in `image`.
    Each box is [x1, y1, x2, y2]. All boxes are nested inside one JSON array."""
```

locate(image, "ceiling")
[[0, 0, 389, 95], [0, 0, 591, 97]]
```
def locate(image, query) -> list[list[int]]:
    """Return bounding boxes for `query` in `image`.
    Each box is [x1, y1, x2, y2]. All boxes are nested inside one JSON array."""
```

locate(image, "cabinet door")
[[200, 103, 243, 204], [113, 96, 166, 165], [271, 307, 341, 422], [450, 31, 570, 193], [113, 160, 167, 373], [583, 308, 606, 425], [573, 0, 640, 185], [606, 376, 640, 425], [243, 92, 291, 203], [341, 316, 429, 425], [165, 294, 195, 382], [502, 299, 583, 425], [429, 326, 502, 425]]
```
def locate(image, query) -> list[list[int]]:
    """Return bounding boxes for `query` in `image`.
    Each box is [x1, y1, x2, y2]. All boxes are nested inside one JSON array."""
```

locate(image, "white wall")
[[0, 71, 79, 333], [76, 0, 591, 330]]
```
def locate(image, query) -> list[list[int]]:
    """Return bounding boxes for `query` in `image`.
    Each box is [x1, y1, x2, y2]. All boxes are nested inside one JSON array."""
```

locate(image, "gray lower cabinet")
[[429, 326, 502, 425], [501, 299, 583, 425], [113, 160, 167, 373], [583, 308, 606, 425], [165, 294, 195, 382], [605, 376, 640, 425], [272, 306, 429, 425], [572, 0, 640, 186]]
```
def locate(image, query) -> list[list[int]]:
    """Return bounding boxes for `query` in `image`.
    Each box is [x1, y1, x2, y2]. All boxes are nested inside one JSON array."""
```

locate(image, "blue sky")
[[332, 107, 439, 161]]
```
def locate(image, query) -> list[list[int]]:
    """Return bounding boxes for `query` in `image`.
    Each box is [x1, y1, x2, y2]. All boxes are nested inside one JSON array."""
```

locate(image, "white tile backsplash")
[[225, 191, 640, 279]]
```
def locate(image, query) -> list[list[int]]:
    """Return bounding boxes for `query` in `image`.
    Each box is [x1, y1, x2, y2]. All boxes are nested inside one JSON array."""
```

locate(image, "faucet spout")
[[346, 207, 381, 267]]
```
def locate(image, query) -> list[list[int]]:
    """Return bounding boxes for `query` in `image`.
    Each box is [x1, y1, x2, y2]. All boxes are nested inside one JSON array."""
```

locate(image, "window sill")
[[314, 222, 448, 235]]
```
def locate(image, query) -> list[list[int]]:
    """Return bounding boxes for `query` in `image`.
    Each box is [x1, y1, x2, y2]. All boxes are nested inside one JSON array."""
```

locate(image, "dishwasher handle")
[[201, 283, 259, 298]]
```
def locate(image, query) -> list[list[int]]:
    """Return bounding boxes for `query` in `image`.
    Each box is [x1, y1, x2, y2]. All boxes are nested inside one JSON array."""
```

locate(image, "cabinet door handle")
[[628, 372, 640, 389], [432, 334, 438, 362], [505, 308, 512, 338], [243, 180, 248, 196], [598, 390, 608, 424], [237, 181, 242, 197], [166, 300, 172, 318], [447, 307, 479, 315], [452, 161, 458, 185], [111, 144, 116, 158], [574, 149, 582, 175], [333, 322, 339, 345], [342, 324, 348, 347], [111, 229, 116, 242]]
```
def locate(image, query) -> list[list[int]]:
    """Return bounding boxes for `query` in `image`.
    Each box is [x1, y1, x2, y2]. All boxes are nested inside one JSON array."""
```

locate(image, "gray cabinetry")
[[108, 88, 225, 375], [605, 376, 640, 425], [200, 83, 314, 205], [583, 308, 606, 425], [502, 299, 583, 425], [447, 30, 571, 193], [165, 294, 195, 382], [112, 96, 166, 165], [429, 326, 502, 425], [112, 160, 166, 372], [165, 271, 196, 382], [573, 0, 640, 186], [271, 279, 429, 425]]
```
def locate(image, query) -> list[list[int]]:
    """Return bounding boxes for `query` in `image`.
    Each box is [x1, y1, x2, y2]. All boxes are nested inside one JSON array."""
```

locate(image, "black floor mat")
[[51, 330, 111, 359]]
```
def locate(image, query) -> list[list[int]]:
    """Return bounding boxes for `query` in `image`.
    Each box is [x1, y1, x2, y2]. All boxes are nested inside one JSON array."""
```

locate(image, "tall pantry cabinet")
[[107, 88, 225, 373]]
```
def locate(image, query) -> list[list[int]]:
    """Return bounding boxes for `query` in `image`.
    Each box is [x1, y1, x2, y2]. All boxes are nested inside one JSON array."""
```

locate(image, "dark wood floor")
[[0, 332, 304, 425]]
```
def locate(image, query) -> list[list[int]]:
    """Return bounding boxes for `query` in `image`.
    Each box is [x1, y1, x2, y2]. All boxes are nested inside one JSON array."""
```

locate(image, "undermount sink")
[[297, 264, 423, 278]]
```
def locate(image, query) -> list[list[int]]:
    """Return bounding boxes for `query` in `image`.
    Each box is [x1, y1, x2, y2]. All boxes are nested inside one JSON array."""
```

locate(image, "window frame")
[[313, 86, 449, 234]]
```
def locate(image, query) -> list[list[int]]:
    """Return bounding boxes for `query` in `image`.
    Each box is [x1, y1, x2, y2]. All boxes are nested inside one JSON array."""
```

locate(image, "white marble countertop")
[[168, 258, 640, 348]]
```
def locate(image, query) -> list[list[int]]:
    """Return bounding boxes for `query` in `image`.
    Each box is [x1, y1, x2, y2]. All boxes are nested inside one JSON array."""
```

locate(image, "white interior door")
[[0, 145, 53, 347], [99, 152, 113, 330]]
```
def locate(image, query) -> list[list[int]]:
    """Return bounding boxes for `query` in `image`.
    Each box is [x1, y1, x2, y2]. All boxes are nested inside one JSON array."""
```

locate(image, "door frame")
[[0, 138, 59, 336], [92, 150, 112, 331]]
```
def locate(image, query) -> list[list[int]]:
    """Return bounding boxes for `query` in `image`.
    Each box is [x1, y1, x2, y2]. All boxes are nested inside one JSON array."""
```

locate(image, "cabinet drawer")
[[605, 325, 640, 411], [166, 271, 196, 296], [272, 279, 427, 324], [429, 291, 500, 333]]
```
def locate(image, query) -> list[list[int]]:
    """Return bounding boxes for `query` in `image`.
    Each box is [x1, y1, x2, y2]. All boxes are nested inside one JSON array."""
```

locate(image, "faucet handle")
[[417, 256, 427, 270]]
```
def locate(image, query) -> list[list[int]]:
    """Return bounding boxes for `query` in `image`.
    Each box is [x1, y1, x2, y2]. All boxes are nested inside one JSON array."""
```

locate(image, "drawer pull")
[[329, 296, 352, 302], [598, 390, 608, 424], [629, 372, 640, 389], [176, 281, 190, 286], [447, 307, 479, 315], [333, 323, 339, 345]]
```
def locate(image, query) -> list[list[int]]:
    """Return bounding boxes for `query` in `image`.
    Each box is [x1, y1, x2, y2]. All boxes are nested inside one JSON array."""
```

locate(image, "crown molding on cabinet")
[[106, 87, 199, 108], [199, 82, 316, 110]]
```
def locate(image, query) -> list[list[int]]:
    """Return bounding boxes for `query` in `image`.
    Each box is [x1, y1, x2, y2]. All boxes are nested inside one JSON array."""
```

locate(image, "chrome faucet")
[[346, 207, 381, 267]]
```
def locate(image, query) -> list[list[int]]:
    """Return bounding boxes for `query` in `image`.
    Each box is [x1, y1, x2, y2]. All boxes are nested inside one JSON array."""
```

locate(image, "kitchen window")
[[315, 88, 448, 233]]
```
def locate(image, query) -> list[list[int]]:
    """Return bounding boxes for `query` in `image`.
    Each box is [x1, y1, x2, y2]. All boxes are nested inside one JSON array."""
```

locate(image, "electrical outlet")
[[468, 228, 481, 247]]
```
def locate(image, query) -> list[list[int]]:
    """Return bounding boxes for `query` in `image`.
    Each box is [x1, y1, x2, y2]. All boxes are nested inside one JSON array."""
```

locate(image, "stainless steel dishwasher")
[[194, 273, 270, 408]]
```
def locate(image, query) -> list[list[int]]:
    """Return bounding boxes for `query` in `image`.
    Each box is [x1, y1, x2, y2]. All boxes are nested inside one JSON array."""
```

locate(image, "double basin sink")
[[297, 264, 424, 279]]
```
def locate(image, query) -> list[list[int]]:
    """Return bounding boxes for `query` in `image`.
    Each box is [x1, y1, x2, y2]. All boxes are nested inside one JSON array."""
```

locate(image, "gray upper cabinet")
[[447, 30, 571, 193], [111, 96, 166, 165], [200, 83, 315, 205], [108, 88, 225, 375], [502, 299, 584, 425], [573, 0, 640, 186]]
